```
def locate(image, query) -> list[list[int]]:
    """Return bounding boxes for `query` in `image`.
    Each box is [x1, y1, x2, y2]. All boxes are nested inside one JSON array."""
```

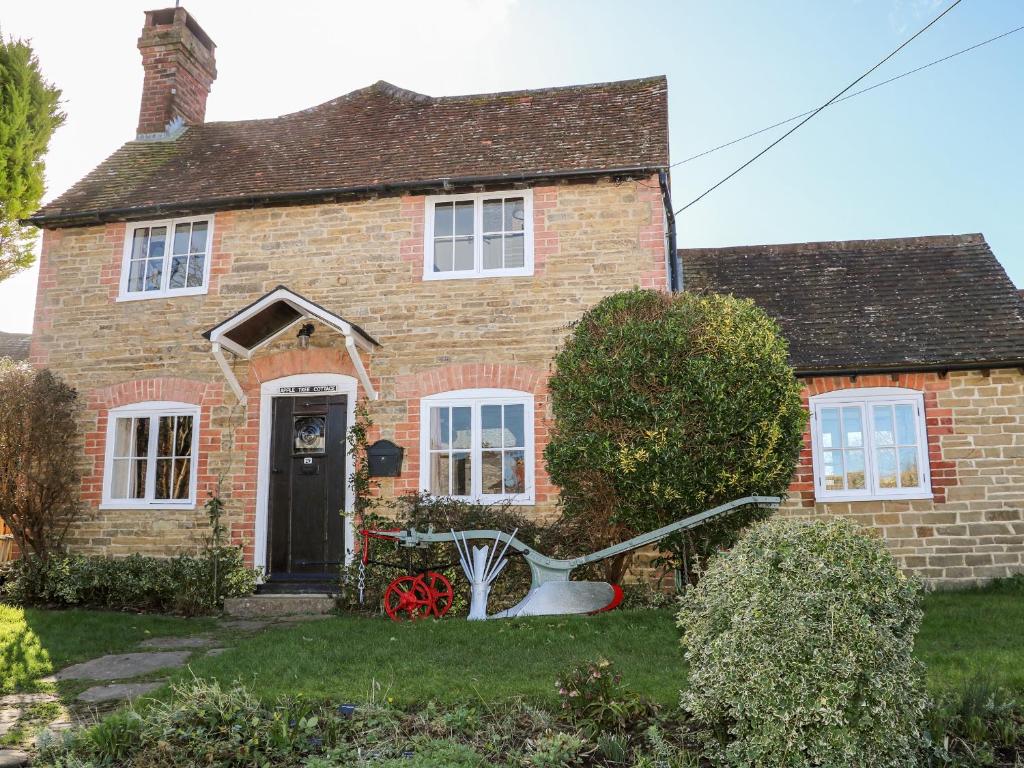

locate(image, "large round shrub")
[[544, 289, 805, 579], [678, 517, 926, 767]]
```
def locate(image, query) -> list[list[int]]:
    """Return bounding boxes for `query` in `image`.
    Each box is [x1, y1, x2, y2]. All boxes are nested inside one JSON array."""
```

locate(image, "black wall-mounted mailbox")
[[367, 439, 404, 477]]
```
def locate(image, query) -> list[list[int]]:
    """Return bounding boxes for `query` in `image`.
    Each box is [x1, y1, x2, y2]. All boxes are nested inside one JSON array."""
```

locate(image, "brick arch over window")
[[83, 377, 223, 508], [392, 364, 556, 503], [790, 372, 957, 506]]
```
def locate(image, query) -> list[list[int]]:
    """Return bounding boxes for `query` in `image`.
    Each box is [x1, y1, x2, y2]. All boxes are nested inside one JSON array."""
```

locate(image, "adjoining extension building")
[[26, 7, 1024, 587]]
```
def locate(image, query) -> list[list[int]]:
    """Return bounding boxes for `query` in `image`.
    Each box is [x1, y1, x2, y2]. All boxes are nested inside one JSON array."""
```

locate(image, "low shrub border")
[[0, 548, 257, 616]]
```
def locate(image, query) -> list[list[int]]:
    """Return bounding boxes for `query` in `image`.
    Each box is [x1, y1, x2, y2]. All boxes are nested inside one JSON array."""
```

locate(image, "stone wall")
[[781, 370, 1024, 585], [31, 177, 668, 566]]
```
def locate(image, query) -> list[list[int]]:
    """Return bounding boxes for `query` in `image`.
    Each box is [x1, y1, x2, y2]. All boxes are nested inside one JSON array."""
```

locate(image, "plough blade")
[[491, 581, 623, 618]]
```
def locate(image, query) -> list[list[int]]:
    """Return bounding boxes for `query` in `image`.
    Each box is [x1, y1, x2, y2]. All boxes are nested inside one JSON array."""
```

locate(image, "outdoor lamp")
[[297, 322, 315, 350]]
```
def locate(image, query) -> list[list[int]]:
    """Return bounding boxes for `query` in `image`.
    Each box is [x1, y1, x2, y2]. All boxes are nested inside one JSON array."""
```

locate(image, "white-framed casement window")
[[419, 388, 534, 504], [102, 401, 200, 508], [423, 190, 534, 279], [809, 387, 932, 502], [118, 215, 214, 300]]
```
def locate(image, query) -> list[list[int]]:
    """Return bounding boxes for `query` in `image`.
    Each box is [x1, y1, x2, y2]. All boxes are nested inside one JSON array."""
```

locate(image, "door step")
[[223, 594, 336, 618], [257, 578, 337, 595]]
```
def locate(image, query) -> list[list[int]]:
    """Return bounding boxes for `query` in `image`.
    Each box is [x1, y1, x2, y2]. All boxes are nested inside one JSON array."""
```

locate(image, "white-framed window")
[[419, 388, 534, 504], [102, 401, 200, 508], [423, 190, 534, 279], [809, 387, 932, 502], [118, 215, 214, 300]]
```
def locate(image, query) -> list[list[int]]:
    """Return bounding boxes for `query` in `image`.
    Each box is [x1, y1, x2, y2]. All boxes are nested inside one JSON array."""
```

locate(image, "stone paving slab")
[[139, 635, 215, 650], [77, 682, 165, 704], [205, 647, 228, 657], [0, 748, 29, 767], [218, 619, 271, 632], [0, 693, 58, 738], [55, 651, 191, 681]]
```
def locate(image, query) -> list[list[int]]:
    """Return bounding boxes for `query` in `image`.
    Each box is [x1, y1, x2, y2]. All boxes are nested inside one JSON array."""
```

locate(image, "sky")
[[1, 0, 1021, 333]]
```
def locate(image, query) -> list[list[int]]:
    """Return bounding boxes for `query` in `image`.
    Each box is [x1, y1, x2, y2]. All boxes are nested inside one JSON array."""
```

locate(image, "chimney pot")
[[136, 6, 217, 138]]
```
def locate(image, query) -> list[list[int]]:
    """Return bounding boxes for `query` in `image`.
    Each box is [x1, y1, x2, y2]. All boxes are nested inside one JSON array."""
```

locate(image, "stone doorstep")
[[223, 594, 336, 619]]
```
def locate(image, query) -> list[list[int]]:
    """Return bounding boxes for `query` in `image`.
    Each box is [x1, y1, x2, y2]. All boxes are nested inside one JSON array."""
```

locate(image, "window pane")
[[505, 198, 525, 231], [483, 200, 503, 232], [481, 405, 501, 448], [877, 448, 898, 488], [168, 256, 188, 289], [481, 450, 502, 495], [895, 404, 917, 446], [453, 201, 474, 236], [175, 416, 193, 456], [189, 221, 208, 253], [504, 404, 525, 447], [155, 457, 172, 499], [874, 405, 895, 446], [131, 228, 150, 259], [823, 450, 844, 491], [186, 255, 205, 288], [503, 450, 526, 494], [111, 458, 131, 498], [172, 458, 191, 499], [451, 407, 472, 449], [148, 227, 166, 258], [433, 240, 453, 272], [133, 417, 150, 458], [819, 408, 841, 449], [155, 457, 191, 500], [433, 203, 453, 237], [158, 416, 175, 457], [452, 452, 471, 495], [128, 260, 146, 292], [482, 235, 502, 270], [429, 407, 450, 450], [504, 233, 525, 268], [172, 223, 191, 255], [430, 452, 450, 495], [453, 237, 474, 271], [842, 407, 863, 448], [113, 417, 134, 457], [899, 447, 919, 488], [846, 450, 866, 490], [145, 259, 163, 291]]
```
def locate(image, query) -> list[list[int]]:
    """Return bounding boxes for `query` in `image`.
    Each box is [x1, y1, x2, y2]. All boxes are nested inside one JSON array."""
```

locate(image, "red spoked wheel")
[[383, 575, 431, 621], [420, 571, 454, 618]]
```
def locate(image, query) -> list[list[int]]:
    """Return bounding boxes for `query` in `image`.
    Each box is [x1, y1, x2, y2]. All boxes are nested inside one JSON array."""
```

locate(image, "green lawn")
[[0, 604, 215, 694], [3, 584, 1022, 705]]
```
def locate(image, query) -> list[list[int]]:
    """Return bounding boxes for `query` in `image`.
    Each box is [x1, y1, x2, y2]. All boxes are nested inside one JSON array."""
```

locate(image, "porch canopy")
[[202, 285, 379, 405]]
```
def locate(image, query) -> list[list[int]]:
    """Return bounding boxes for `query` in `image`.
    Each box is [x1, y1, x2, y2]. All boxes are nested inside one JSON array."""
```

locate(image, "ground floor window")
[[419, 388, 534, 504], [809, 387, 931, 502], [102, 401, 200, 508]]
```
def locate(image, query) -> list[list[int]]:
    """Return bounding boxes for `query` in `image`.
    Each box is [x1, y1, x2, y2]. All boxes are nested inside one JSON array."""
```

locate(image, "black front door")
[[268, 395, 347, 577]]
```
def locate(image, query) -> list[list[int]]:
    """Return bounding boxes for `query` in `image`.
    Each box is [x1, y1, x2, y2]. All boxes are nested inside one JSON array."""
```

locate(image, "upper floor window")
[[118, 216, 213, 300], [102, 401, 200, 508], [419, 388, 534, 504], [809, 387, 931, 502], [423, 191, 534, 280]]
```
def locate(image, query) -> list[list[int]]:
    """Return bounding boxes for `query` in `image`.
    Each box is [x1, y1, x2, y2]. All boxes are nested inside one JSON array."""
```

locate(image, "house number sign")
[[278, 385, 338, 394]]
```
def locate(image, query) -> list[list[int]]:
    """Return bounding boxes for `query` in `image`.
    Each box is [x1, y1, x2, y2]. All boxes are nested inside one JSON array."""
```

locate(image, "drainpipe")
[[658, 170, 680, 292]]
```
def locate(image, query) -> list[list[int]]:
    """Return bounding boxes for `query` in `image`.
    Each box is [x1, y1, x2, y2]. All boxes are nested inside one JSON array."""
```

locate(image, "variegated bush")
[[678, 517, 926, 768]]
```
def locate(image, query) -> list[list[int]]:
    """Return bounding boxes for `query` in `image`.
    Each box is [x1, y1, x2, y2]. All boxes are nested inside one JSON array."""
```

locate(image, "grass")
[[0, 603, 215, 694]]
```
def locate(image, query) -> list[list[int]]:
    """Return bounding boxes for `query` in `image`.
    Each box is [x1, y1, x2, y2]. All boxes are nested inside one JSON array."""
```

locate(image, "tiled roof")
[[681, 234, 1024, 374], [32, 77, 668, 226], [0, 332, 30, 362]]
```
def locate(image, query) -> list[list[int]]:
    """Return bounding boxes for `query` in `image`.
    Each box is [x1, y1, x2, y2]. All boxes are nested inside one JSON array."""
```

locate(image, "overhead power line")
[[674, 0, 965, 216], [672, 23, 1023, 169]]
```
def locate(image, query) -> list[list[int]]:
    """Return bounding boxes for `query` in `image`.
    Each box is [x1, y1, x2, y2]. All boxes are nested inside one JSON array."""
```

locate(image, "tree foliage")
[[678, 517, 926, 767], [0, 361, 81, 557], [0, 33, 64, 280], [544, 289, 805, 581]]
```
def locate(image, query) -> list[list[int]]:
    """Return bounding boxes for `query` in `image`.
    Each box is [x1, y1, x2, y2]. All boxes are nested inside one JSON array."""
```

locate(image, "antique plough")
[[360, 495, 779, 621]]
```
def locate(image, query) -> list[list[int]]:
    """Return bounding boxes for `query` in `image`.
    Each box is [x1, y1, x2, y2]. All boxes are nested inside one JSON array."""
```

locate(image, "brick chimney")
[[136, 7, 217, 137]]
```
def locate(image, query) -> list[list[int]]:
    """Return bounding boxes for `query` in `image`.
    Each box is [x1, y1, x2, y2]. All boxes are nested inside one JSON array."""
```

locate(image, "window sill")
[[422, 269, 533, 281], [99, 502, 198, 511], [429, 494, 535, 506], [814, 492, 934, 504], [116, 287, 209, 302]]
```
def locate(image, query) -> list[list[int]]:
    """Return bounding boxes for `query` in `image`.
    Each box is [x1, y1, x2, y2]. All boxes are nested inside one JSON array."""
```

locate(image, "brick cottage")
[[24, 8, 1024, 586]]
